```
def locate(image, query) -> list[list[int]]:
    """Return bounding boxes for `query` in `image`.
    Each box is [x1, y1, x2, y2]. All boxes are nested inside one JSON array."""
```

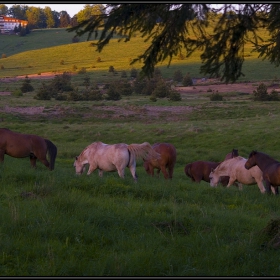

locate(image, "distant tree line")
[[0, 4, 106, 30]]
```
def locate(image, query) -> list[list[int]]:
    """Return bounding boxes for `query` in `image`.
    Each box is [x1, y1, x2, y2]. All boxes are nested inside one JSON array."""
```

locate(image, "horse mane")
[[128, 142, 160, 160]]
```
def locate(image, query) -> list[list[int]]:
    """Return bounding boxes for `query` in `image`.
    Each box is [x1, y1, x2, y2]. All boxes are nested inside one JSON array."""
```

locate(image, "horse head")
[[74, 156, 87, 174], [209, 167, 221, 187], [245, 150, 258, 170]]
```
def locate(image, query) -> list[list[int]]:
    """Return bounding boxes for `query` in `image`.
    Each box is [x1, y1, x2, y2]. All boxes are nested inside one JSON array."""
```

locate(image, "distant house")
[[0, 15, 28, 34]]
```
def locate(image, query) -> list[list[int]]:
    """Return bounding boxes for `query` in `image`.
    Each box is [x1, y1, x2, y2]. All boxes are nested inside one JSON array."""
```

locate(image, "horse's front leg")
[[264, 179, 272, 194], [87, 164, 97, 175], [227, 176, 236, 188]]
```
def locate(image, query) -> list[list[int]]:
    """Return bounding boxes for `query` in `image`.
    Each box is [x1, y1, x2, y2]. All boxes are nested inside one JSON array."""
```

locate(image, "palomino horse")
[[184, 149, 239, 185], [143, 142, 177, 179], [209, 156, 266, 193], [245, 150, 280, 195], [74, 141, 160, 182], [0, 128, 57, 170]]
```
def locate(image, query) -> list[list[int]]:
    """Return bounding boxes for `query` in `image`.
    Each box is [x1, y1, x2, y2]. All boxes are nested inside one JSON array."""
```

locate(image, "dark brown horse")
[[143, 142, 177, 179], [0, 128, 57, 170], [184, 149, 239, 186], [245, 150, 280, 195]]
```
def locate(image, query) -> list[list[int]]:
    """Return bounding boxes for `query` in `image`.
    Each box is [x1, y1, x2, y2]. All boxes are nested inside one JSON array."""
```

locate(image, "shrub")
[[121, 70, 127, 78], [96, 57, 101, 62], [152, 79, 171, 98], [34, 82, 51, 100], [109, 66, 115, 73], [182, 73, 193, 86], [168, 89, 182, 101], [1, 54, 7, 58], [252, 83, 279, 101], [173, 69, 183, 82], [60, 59, 65, 65], [12, 89, 23, 97], [253, 83, 268, 101], [77, 67, 87, 74], [105, 84, 122, 100], [72, 65, 77, 71], [270, 90, 280, 101], [20, 76, 34, 93], [0, 65, 4, 69], [210, 93, 223, 101], [150, 95, 157, 102]]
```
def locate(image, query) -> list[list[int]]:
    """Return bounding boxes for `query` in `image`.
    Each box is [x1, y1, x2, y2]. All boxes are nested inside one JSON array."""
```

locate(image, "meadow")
[[0, 28, 280, 276]]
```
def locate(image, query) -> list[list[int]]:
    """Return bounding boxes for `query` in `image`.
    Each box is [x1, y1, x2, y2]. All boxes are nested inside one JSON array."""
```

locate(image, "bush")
[[109, 66, 115, 73], [1, 54, 7, 58], [210, 93, 223, 101], [121, 70, 127, 78], [106, 84, 122, 100], [12, 89, 23, 97], [152, 79, 171, 98], [168, 89, 182, 101], [20, 76, 34, 93], [77, 67, 87, 74], [182, 73, 193, 86], [270, 90, 280, 101], [173, 69, 183, 82], [34, 82, 51, 100], [253, 83, 279, 101]]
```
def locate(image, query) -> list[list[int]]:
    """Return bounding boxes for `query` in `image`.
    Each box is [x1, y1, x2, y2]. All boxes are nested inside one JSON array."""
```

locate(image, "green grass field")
[[0, 28, 280, 276]]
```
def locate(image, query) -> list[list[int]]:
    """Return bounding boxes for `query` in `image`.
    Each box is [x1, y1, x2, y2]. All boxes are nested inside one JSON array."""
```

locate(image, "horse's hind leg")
[[160, 165, 169, 179], [30, 153, 38, 168], [128, 163, 138, 182]]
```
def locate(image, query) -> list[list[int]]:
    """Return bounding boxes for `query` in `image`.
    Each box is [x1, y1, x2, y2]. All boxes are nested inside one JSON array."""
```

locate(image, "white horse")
[[209, 156, 266, 193], [74, 141, 160, 182]]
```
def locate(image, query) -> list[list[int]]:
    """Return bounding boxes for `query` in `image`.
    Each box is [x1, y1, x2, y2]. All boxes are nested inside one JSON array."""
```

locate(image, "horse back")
[[185, 161, 219, 182]]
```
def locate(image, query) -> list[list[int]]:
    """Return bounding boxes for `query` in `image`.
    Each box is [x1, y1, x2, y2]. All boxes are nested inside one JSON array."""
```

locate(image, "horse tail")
[[45, 139, 57, 170], [127, 142, 160, 165]]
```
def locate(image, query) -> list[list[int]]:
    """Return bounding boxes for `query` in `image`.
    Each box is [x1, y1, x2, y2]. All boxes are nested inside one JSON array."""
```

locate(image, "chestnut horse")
[[245, 150, 280, 195], [0, 128, 57, 170], [209, 156, 266, 193], [143, 142, 177, 179], [184, 149, 239, 186], [74, 141, 160, 182]]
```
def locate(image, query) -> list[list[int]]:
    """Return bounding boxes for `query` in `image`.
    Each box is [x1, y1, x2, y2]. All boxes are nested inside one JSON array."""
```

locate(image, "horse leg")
[[30, 153, 39, 168], [168, 165, 174, 179], [272, 186, 279, 195], [87, 164, 97, 175], [256, 181, 266, 194], [0, 149, 5, 163], [128, 163, 138, 182], [226, 176, 236, 188], [160, 165, 169, 179], [264, 179, 272, 194], [98, 169, 103, 177], [237, 183, 243, 190]]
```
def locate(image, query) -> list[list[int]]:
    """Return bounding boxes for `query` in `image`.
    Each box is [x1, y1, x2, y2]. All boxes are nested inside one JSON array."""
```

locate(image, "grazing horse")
[[143, 142, 177, 179], [0, 128, 57, 170], [74, 141, 160, 182], [184, 149, 239, 186], [209, 156, 266, 193], [245, 150, 280, 195]]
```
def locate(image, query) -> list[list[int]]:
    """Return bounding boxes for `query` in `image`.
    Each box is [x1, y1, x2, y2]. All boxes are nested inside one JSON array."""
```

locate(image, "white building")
[[0, 15, 28, 34]]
